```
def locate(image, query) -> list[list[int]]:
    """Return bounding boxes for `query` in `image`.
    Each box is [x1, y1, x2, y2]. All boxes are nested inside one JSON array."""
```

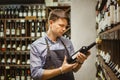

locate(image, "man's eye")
[[59, 24, 66, 28]]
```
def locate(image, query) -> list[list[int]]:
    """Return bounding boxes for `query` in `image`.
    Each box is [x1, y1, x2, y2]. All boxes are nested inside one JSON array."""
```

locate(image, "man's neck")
[[47, 31, 58, 42]]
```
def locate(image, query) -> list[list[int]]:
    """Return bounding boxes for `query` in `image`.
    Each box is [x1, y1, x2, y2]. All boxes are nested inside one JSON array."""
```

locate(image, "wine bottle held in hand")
[[67, 37, 102, 64]]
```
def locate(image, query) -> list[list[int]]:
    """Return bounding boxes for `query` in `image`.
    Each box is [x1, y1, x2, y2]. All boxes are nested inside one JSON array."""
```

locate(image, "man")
[[30, 9, 90, 80]]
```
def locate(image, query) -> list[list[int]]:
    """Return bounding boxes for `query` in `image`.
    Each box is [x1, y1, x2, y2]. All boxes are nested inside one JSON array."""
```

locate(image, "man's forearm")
[[41, 67, 62, 80]]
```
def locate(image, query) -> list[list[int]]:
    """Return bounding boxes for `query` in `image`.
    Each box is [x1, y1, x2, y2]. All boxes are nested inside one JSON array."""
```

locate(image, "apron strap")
[[45, 38, 50, 54], [59, 38, 71, 58], [45, 37, 71, 58]]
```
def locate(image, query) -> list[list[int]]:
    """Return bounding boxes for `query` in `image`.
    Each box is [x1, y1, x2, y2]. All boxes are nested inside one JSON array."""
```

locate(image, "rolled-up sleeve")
[[30, 44, 44, 80]]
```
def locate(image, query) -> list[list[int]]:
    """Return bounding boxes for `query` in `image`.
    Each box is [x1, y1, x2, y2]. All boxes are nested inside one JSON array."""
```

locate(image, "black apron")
[[43, 38, 75, 80]]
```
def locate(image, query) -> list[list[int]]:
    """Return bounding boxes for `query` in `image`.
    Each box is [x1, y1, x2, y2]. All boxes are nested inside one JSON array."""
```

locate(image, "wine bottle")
[[110, 0, 115, 27], [28, 6, 32, 16], [23, 6, 27, 18], [7, 55, 11, 64], [37, 5, 42, 19], [14, 6, 19, 18], [113, 64, 119, 73], [0, 21, 4, 37], [11, 68, 15, 80], [12, 43, 16, 51], [0, 67, 5, 80], [11, 21, 15, 37], [15, 68, 20, 80], [21, 54, 26, 65], [31, 22, 35, 37], [26, 69, 31, 80], [67, 38, 102, 63], [6, 20, 11, 37], [41, 19, 46, 37], [16, 22, 21, 37], [36, 21, 41, 37], [6, 69, 11, 80], [16, 54, 21, 65], [21, 20, 26, 37], [1, 57, 5, 65], [12, 54, 16, 64], [33, 5, 37, 17], [1, 43, 6, 51], [41, 5, 46, 19], [21, 69, 25, 80]]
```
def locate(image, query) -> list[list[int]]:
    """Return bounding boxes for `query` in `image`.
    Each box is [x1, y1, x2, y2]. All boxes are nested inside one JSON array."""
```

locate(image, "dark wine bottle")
[[67, 38, 102, 63]]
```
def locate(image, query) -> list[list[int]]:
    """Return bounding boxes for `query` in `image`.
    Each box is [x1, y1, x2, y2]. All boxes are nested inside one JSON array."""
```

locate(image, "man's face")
[[50, 18, 68, 37]]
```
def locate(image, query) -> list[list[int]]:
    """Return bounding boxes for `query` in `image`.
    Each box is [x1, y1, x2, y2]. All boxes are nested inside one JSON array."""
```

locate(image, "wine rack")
[[95, 0, 120, 80], [0, 4, 46, 80], [0, 4, 71, 80]]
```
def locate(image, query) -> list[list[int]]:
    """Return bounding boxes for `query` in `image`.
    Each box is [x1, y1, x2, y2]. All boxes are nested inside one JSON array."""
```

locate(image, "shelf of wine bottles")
[[95, 0, 120, 34], [0, 4, 46, 19], [0, 4, 47, 80], [0, 19, 46, 38], [0, 66, 32, 80], [95, 0, 120, 79], [96, 54, 119, 80]]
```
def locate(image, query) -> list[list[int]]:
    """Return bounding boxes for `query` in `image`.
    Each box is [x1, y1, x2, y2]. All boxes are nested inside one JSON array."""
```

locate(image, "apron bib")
[[43, 38, 75, 80]]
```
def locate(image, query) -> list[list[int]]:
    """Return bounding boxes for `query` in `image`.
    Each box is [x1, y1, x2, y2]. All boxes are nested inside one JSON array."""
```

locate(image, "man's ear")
[[49, 20, 53, 25]]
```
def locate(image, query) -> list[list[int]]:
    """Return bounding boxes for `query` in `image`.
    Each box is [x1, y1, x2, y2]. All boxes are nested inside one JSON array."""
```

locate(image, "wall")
[[71, 0, 97, 80]]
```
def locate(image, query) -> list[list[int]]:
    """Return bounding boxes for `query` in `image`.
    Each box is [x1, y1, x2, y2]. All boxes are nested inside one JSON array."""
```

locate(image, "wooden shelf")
[[98, 56, 119, 80], [100, 24, 120, 35]]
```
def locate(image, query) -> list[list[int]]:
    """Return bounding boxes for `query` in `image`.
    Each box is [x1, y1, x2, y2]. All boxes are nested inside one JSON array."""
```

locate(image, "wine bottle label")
[[42, 10, 45, 17], [27, 59, 30, 64], [16, 76, 20, 80], [21, 29, 25, 34], [28, 12, 31, 16], [16, 29, 20, 36], [23, 12, 27, 17], [33, 11, 37, 16], [2, 44, 5, 48], [11, 78, 15, 80], [11, 29, 15, 35], [19, 12, 22, 17], [114, 10, 117, 24], [117, 5, 120, 23], [17, 60, 20, 64], [27, 44, 30, 50], [110, 5, 115, 24], [17, 47, 21, 51], [27, 76, 31, 80], [0, 32, 4, 37], [21, 45, 26, 51], [71, 52, 79, 60], [7, 58, 11, 64], [7, 44, 11, 48], [31, 32, 35, 37], [21, 76, 25, 80], [12, 44, 16, 48], [37, 33, 40, 37], [22, 61, 25, 64], [105, 53, 111, 63], [1, 76, 5, 80], [38, 11, 42, 17], [12, 58, 16, 64], [6, 29, 10, 35], [1, 58, 5, 64]]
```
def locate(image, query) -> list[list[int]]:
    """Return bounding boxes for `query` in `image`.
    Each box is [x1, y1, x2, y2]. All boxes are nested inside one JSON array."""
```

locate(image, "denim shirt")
[[30, 35, 74, 80]]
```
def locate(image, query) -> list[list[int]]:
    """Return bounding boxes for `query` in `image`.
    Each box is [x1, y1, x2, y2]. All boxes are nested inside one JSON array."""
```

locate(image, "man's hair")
[[48, 9, 68, 21]]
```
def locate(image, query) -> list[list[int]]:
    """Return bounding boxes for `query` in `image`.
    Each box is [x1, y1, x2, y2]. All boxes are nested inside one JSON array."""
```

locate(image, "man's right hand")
[[60, 56, 77, 74]]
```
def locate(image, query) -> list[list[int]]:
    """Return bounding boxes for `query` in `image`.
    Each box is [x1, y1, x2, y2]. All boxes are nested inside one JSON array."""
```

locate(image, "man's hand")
[[60, 56, 77, 74], [72, 51, 91, 72]]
